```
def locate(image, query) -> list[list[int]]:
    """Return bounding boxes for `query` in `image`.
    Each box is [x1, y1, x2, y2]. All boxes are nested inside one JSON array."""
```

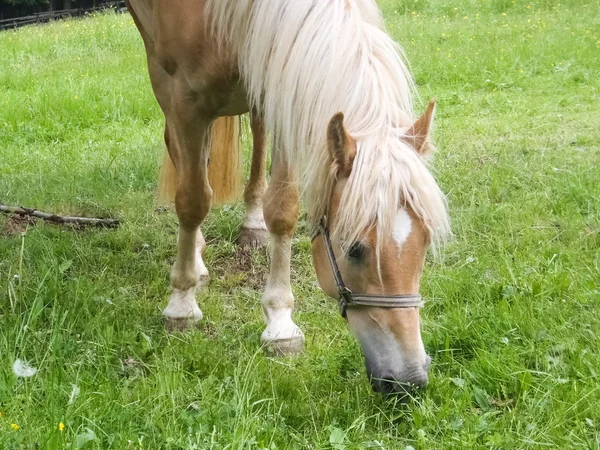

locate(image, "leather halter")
[[312, 217, 424, 318]]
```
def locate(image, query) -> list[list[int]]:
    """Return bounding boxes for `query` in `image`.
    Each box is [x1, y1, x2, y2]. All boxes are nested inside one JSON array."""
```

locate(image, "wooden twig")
[[0, 205, 120, 228]]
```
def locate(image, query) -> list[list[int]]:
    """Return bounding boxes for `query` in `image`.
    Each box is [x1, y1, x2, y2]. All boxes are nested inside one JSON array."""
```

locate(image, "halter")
[[312, 217, 424, 318]]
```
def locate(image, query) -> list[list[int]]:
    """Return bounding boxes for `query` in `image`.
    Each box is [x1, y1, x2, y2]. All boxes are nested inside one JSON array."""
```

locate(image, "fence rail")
[[0, 1, 126, 30]]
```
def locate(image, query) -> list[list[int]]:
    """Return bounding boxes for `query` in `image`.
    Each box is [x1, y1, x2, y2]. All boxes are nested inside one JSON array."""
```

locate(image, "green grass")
[[0, 0, 599, 448]]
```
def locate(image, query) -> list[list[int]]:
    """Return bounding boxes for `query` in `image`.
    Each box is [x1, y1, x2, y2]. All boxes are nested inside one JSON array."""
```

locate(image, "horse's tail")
[[158, 116, 243, 206]]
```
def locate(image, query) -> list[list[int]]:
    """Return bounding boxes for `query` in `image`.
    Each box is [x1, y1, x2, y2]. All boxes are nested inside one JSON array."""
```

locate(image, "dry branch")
[[0, 205, 120, 228]]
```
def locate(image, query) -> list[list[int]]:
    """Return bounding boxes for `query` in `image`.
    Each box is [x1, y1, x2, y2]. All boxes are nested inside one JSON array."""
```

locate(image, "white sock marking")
[[242, 204, 267, 231]]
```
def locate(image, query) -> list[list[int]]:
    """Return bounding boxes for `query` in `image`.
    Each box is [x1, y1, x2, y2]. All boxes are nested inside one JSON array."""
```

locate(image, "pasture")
[[1, 0, 599, 448]]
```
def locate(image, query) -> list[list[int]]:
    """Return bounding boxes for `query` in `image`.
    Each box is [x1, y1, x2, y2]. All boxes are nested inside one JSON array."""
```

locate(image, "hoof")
[[237, 227, 269, 249], [164, 315, 202, 332], [162, 287, 203, 331], [262, 334, 305, 356]]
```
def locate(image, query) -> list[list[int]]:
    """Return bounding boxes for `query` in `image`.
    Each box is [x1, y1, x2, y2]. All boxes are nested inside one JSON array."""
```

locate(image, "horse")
[[125, 0, 450, 395]]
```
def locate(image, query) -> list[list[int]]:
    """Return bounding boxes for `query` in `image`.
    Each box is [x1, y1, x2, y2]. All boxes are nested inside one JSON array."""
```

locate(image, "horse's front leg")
[[260, 152, 305, 355], [163, 123, 211, 292], [237, 112, 269, 248], [194, 229, 210, 290], [162, 109, 213, 330]]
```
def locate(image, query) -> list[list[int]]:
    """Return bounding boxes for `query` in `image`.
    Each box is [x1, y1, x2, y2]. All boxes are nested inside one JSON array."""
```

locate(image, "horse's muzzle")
[[368, 355, 431, 397]]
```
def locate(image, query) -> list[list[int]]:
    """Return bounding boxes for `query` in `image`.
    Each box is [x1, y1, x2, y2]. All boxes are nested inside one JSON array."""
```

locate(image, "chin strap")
[[313, 217, 424, 318]]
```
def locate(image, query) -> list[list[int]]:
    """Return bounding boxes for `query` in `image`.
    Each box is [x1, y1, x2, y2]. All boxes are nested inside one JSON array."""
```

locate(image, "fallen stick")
[[0, 205, 120, 228]]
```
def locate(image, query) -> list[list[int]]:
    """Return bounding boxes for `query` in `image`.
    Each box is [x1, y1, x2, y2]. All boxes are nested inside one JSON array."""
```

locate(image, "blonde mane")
[[206, 0, 450, 250]]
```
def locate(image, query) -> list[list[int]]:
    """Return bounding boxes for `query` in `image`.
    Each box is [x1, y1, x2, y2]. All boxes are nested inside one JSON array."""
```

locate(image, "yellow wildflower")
[[11, 423, 20, 430], [59, 422, 65, 431]]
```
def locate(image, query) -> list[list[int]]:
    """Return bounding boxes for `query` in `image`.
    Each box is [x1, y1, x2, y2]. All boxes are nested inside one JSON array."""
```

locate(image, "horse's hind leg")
[[260, 147, 305, 355], [237, 112, 269, 248]]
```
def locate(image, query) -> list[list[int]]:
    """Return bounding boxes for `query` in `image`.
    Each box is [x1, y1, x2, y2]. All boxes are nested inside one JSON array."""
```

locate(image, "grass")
[[0, 0, 599, 448]]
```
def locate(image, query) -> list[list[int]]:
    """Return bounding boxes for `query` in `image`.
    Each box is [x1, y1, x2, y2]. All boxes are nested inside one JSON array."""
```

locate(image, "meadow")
[[0, 0, 599, 448]]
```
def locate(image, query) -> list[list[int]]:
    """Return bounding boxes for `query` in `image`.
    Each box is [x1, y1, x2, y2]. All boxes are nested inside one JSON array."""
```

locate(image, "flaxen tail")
[[158, 116, 243, 206]]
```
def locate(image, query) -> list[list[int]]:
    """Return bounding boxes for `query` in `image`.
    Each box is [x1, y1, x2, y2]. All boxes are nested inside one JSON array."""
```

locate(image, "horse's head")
[[311, 101, 444, 396]]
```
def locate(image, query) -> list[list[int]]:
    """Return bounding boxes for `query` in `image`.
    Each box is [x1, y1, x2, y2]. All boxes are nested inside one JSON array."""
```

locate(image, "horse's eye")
[[348, 242, 364, 259]]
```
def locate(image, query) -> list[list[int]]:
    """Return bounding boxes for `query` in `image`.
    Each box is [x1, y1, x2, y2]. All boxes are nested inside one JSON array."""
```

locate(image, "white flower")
[[13, 359, 37, 378]]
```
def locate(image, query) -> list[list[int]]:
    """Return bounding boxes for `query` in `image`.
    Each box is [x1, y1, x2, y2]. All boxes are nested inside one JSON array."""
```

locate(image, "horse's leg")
[[161, 90, 214, 330], [164, 124, 210, 291], [195, 227, 210, 290], [237, 112, 269, 248], [260, 151, 305, 355]]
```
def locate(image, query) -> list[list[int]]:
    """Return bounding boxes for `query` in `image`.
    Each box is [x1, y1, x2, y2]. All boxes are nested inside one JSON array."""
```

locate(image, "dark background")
[[0, 0, 122, 21]]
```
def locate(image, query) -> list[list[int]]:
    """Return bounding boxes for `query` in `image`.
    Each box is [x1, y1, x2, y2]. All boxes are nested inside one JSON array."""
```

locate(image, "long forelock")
[[332, 133, 450, 255]]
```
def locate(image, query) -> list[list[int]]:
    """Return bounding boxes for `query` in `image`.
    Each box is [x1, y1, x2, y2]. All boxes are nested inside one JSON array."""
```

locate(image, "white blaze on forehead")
[[393, 209, 412, 249]]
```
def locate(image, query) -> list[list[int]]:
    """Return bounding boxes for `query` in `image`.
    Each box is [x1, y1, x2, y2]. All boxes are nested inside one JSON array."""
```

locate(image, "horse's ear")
[[327, 112, 356, 176], [403, 99, 436, 155]]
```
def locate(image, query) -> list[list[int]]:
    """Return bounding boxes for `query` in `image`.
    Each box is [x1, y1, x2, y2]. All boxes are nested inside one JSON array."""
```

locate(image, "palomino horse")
[[126, 0, 450, 394]]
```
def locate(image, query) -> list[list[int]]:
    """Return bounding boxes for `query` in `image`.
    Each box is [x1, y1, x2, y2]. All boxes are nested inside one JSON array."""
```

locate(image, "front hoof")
[[237, 227, 269, 249], [263, 335, 305, 356], [164, 315, 202, 332], [163, 288, 203, 332]]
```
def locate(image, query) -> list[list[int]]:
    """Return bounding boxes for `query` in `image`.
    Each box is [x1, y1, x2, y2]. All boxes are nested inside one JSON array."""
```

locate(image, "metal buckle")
[[339, 286, 353, 303], [338, 286, 353, 317]]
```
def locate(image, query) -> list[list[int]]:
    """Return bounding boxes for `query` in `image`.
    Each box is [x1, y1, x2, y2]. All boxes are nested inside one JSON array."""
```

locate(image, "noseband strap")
[[313, 217, 424, 317]]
